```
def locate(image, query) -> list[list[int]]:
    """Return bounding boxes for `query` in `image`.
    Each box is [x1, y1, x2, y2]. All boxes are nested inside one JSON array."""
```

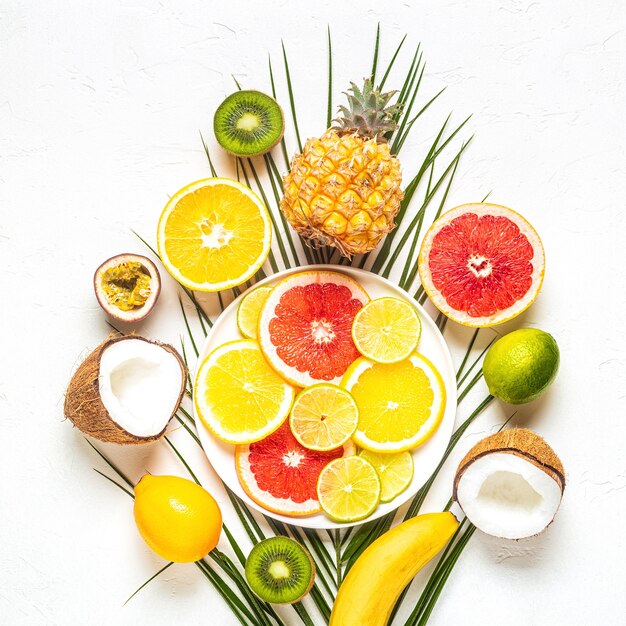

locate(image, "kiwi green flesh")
[[244, 537, 314, 604], [214, 90, 284, 156]]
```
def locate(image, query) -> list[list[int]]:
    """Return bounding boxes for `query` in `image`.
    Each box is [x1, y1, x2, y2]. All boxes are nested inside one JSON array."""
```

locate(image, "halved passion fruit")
[[94, 253, 160, 323]]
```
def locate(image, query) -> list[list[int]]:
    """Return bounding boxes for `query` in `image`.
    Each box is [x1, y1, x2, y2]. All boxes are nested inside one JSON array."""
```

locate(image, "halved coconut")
[[64, 336, 186, 444], [453, 429, 565, 540], [94, 254, 161, 323]]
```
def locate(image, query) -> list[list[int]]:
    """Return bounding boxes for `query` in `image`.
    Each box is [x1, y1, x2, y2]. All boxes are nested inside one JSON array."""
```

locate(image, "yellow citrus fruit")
[[237, 286, 273, 339], [342, 353, 446, 453], [133, 474, 222, 563], [359, 450, 414, 503], [157, 178, 272, 292], [194, 339, 294, 444], [317, 456, 381, 523], [352, 297, 421, 363], [289, 384, 359, 451]]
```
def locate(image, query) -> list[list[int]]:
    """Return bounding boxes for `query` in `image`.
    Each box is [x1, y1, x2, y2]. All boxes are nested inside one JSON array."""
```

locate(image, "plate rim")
[[193, 264, 457, 529]]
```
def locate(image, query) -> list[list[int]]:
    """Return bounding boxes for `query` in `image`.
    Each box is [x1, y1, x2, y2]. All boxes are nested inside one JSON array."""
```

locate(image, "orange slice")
[[157, 178, 272, 292]]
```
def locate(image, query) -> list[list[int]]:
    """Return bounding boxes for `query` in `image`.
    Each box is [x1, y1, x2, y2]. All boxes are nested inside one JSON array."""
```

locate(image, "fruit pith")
[[259, 270, 370, 387], [419, 203, 545, 327], [236, 421, 354, 516]]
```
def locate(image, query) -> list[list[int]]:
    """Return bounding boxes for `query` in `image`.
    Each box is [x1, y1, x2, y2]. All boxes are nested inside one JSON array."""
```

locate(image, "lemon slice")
[[194, 340, 294, 444], [342, 353, 446, 453], [157, 178, 272, 292], [316, 456, 381, 522], [237, 286, 273, 339], [359, 450, 414, 503], [352, 297, 421, 363], [289, 384, 359, 451]]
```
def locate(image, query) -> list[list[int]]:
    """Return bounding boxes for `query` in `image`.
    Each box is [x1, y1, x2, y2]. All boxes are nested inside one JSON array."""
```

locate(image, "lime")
[[352, 297, 421, 363], [316, 456, 381, 522], [237, 286, 273, 339], [483, 328, 559, 404], [289, 384, 359, 451], [359, 450, 414, 503]]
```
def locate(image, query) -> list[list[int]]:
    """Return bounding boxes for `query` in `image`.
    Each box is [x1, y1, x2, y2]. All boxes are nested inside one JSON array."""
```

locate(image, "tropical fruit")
[[237, 285, 273, 339], [280, 79, 403, 257], [352, 297, 421, 363], [157, 178, 271, 292], [258, 270, 369, 387], [342, 353, 446, 453], [316, 456, 381, 522], [133, 475, 222, 563], [214, 91, 284, 157], [359, 450, 414, 503], [453, 429, 565, 539], [418, 203, 545, 327], [329, 512, 459, 626], [245, 537, 315, 604], [289, 384, 359, 451], [483, 328, 559, 404], [194, 340, 294, 444], [235, 421, 355, 516]]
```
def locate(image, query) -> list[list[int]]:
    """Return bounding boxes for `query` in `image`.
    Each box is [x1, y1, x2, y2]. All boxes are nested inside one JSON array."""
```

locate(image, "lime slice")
[[342, 353, 446, 453], [289, 384, 358, 451], [352, 297, 421, 363], [316, 456, 380, 522], [359, 450, 414, 503], [237, 286, 273, 339]]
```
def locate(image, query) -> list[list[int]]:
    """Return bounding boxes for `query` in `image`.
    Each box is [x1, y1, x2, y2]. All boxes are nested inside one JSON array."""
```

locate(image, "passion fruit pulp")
[[94, 253, 161, 322]]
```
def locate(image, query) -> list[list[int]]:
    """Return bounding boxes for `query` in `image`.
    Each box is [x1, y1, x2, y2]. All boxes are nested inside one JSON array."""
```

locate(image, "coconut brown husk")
[[453, 428, 565, 503], [64, 335, 186, 445]]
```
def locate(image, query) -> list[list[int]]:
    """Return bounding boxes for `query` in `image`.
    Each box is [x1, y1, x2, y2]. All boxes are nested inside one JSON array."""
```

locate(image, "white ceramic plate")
[[194, 265, 457, 529]]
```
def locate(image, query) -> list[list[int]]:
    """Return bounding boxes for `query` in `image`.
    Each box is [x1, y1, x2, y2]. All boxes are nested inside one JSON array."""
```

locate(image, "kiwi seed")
[[213, 90, 284, 157], [244, 536, 315, 604]]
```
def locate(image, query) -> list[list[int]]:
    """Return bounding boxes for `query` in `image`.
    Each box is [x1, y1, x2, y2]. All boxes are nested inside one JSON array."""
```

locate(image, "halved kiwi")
[[214, 90, 284, 157], [244, 537, 315, 604]]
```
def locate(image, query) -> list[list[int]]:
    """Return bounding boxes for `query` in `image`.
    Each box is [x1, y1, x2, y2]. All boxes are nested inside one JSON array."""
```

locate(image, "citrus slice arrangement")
[[61, 25, 568, 625], [193, 266, 456, 529]]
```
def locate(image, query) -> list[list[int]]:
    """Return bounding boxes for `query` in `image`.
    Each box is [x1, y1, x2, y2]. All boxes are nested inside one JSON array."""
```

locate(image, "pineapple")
[[280, 80, 404, 257]]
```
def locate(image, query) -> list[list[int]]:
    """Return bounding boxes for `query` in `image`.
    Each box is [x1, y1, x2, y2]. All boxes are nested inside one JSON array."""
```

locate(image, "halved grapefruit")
[[418, 203, 545, 327], [258, 270, 370, 387], [235, 421, 355, 516]]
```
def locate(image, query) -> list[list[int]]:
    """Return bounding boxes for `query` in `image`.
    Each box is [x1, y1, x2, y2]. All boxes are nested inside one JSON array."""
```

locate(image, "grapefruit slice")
[[235, 421, 355, 516], [418, 203, 545, 327], [258, 270, 370, 387]]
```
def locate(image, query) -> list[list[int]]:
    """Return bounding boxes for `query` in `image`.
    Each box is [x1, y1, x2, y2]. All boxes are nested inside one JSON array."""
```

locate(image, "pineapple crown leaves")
[[333, 78, 403, 141]]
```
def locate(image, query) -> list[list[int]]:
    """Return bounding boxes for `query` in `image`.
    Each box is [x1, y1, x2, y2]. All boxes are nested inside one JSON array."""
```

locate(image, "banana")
[[329, 512, 459, 626]]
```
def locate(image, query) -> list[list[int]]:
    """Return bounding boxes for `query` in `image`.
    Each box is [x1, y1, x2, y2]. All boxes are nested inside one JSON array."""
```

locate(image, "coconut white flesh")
[[456, 452, 562, 539], [98, 339, 183, 438]]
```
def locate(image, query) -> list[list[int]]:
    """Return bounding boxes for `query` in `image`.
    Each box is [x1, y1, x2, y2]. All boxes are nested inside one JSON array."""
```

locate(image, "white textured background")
[[2, 1, 626, 624]]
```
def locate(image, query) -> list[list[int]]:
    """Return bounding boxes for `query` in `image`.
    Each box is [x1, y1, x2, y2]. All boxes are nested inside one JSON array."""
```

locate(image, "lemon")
[[237, 286, 273, 339], [157, 178, 272, 292], [359, 450, 414, 503], [194, 339, 294, 444], [342, 353, 446, 453], [133, 475, 222, 563], [317, 456, 381, 522], [352, 297, 421, 363], [289, 384, 359, 451], [483, 328, 559, 404]]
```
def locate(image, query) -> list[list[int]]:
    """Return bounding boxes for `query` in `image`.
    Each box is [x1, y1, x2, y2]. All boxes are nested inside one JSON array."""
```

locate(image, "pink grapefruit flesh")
[[419, 204, 545, 327], [258, 270, 370, 387], [235, 421, 355, 516]]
